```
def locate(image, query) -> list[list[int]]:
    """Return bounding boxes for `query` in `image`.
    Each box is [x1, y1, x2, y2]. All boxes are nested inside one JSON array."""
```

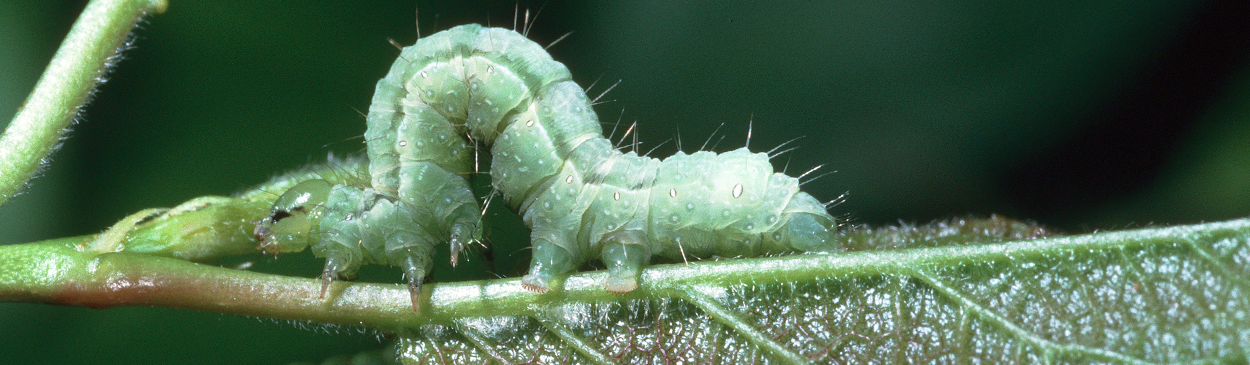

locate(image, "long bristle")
[[591, 79, 621, 105], [798, 164, 825, 180], [545, 31, 573, 50], [800, 171, 836, 186], [766, 136, 804, 156], [745, 115, 753, 149], [700, 122, 726, 151]]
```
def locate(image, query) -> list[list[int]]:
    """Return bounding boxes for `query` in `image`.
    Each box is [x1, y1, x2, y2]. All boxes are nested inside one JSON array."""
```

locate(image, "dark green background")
[[2, 1, 1248, 364]]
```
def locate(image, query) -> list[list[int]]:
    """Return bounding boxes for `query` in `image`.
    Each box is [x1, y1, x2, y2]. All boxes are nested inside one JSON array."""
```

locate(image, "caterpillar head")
[[253, 179, 333, 255]]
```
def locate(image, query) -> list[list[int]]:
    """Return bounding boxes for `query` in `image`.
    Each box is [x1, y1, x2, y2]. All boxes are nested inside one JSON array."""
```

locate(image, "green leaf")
[[384, 218, 1250, 364]]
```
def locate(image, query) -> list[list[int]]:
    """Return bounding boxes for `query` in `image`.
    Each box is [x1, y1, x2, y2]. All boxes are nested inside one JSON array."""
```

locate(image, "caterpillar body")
[[254, 24, 839, 310]]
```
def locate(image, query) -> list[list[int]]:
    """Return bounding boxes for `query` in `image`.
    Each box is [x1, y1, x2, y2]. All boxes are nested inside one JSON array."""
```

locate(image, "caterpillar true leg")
[[253, 179, 333, 256], [366, 54, 484, 264], [254, 178, 439, 312]]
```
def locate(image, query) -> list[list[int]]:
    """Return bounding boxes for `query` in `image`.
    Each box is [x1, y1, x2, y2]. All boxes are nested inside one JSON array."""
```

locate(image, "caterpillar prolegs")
[[254, 24, 840, 309]]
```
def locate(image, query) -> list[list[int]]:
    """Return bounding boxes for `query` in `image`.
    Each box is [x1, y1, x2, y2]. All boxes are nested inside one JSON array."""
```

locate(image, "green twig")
[[0, 0, 167, 206], [1, 218, 1246, 332]]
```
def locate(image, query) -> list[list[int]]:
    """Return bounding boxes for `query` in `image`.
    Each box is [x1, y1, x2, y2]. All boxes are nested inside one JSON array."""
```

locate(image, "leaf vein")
[[676, 285, 811, 365], [908, 268, 1155, 365]]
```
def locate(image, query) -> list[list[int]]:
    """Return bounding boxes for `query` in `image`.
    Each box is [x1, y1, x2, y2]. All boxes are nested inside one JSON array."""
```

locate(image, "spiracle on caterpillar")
[[253, 24, 841, 312]]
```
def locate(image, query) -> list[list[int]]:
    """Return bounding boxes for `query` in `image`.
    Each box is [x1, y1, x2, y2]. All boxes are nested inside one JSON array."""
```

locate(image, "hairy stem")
[[2, 218, 1246, 332], [0, 0, 167, 206]]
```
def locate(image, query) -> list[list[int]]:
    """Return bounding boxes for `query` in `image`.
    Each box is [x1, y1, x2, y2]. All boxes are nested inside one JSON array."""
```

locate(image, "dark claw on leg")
[[449, 240, 462, 268], [406, 278, 423, 313], [319, 273, 333, 299], [402, 262, 427, 313]]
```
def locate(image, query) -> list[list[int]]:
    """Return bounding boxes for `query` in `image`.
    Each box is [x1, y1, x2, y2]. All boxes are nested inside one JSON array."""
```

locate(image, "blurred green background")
[[2, 1, 1248, 364]]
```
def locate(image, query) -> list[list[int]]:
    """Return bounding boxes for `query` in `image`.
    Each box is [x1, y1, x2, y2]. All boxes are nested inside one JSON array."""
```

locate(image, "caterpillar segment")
[[254, 24, 841, 308], [386, 25, 841, 292], [253, 180, 437, 312]]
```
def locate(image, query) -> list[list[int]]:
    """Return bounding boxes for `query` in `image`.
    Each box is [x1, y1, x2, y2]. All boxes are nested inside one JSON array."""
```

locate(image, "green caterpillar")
[[254, 24, 839, 310]]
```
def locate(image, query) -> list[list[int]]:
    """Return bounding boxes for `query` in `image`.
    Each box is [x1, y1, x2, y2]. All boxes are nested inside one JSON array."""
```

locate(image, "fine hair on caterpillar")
[[254, 23, 841, 312]]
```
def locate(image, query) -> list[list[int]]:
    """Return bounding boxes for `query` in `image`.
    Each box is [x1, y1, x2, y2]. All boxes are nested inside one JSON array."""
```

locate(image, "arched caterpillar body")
[[254, 24, 839, 309]]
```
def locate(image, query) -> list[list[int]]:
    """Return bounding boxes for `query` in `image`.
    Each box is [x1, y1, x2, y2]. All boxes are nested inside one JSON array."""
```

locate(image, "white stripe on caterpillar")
[[254, 24, 840, 310]]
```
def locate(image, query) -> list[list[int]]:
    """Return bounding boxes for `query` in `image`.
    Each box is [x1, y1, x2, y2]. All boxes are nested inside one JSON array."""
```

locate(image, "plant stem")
[[2, 218, 1246, 332], [0, 0, 167, 206]]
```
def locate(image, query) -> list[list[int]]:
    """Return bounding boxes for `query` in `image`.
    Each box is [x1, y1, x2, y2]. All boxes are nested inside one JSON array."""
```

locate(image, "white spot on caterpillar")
[[613, 192, 620, 201], [732, 184, 744, 198], [526, 120, 535, 127], [669, 188, 677, 198], [420, 71, 428, 78], [399, 140, 408, 147], [565, 175, 574, 184]]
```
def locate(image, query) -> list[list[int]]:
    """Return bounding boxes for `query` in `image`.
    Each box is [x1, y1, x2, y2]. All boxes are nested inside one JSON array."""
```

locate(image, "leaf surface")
[[373, 217, 1249, 364]]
